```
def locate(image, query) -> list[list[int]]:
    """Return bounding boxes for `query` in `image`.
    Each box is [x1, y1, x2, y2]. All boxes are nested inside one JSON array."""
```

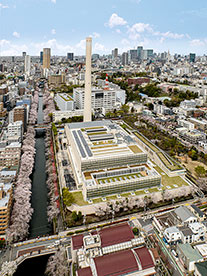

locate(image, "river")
[[14, 93, 52, 276]]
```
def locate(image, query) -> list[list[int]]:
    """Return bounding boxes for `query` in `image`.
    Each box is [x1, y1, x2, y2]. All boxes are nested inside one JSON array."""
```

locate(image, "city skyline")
[[0, 0, 207, 56]]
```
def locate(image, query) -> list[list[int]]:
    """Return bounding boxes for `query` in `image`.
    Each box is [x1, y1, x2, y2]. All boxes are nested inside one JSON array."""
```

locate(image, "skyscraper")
[[122, 52, 129, 66], [24, 55, 31, 76], [190, 53, 196, 63], [43, 48, 51, 69], [112, 48, 118, 60], [137, 46, 143, 60], [67, 53, 74, 61], [40, 51, 43, 64], [22, 52, 26, 58], [84, 37, 92, 122]]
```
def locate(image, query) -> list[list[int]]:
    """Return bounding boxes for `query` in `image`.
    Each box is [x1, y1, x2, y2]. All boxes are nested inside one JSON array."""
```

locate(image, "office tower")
[[84, 37, 92, 122], [40, 51, 43, 64], [122, 52, 129, 66], [129, 49, 138, 62], [146, 49, 154, 59], [11, 56, 15, 63], [190, 53, 196, 63], [43, 48, 51, 69], [22, 52, 26, 58], [137, 46, 143, 60], [24, 55, 31, 76], [112, 48, 118, 60], [67, 53, 74, 61]]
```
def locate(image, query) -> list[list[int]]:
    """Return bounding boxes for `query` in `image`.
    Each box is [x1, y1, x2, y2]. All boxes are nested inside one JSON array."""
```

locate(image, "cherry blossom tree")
[[45, 248, 68, 276]]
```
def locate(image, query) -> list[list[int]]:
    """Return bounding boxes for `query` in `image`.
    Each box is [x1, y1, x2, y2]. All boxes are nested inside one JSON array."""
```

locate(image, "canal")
[[14, 94, 52, 276]]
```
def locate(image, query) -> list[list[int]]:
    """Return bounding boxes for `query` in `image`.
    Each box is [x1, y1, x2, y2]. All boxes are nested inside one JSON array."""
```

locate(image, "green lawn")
[[154, 166, 189, 187], [134, 132, 182, 171], [72, 191, 88, 206]]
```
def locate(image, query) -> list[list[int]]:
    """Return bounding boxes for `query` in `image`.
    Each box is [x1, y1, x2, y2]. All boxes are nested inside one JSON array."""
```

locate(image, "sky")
[[0, 0, 207, 56]]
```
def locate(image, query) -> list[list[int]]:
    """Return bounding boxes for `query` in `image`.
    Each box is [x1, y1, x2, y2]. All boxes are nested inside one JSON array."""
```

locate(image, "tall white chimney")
[[84, 37, 92, 122]]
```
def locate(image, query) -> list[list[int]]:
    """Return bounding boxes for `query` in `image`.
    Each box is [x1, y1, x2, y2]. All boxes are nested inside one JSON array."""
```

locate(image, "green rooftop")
[[195, 261, 207, 276], [177, 244, 202, 262]]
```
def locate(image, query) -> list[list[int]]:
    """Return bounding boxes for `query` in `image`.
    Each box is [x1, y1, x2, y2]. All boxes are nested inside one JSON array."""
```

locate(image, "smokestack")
[[84, 37, 92, 122]]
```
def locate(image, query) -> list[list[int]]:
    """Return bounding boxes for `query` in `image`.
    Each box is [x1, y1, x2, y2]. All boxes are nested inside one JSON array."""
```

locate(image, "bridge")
[[0, 234, 72, 276]]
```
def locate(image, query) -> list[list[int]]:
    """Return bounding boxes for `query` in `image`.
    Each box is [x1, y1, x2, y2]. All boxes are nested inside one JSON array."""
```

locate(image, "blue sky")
[[0, 0, 207, 56]]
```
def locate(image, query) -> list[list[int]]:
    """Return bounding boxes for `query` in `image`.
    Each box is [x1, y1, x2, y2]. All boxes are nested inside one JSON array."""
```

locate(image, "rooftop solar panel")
[[77, 130, 93, 157], [72, 130, 86, 158], [89, 134, 114, 142]]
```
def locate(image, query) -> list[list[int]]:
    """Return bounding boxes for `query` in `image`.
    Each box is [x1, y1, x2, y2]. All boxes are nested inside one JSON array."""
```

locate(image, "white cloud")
[[106, 13, 127, 28], [13, 31, 20, 38], [190, 39, 205, 47], [116, 29, 121, 34], [92, 32, 100, 38], [0, 3, 9, 9], [121, 39, 130, 45], [51, 0, 56, 3], [128, 23, 153, 40], [51, 29, 56, 35], [160, 31, 185, 39], [94, 43, 107, 52]]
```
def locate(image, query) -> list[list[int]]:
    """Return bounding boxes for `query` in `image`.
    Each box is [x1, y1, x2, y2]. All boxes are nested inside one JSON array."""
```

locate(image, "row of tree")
[[6, 90, 39, 242], [29, 91, 39, 125], [45, 248, 68, 276], [95, 186, 193, 218], [43, 85, 55, 124], [45, 129, 60, 222]]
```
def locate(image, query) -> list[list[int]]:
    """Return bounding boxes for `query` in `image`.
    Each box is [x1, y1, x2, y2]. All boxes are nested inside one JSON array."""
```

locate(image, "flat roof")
[[177, 244, 202, 262], [67, 120, 144, 161], [94, 249, 138, 276]]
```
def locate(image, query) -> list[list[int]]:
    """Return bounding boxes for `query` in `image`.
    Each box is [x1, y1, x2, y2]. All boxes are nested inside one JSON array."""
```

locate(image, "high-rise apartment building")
[[112, 48, 118, 60], [24, 55, 31, 76], [67, 53, 74, 61], [43, 48, 51, 69], [10, 106, 27, 132], [122, 52, 129, 66]]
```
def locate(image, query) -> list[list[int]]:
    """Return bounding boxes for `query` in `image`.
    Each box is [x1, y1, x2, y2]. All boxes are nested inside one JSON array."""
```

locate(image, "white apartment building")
[[52, 110, 84, 123], [7, 121, 23, 138], [97, 80, 126, 105], [24, 55, 31, 76], [73, 87, 116, 112], [178, 119, 194, 130], [55, 93, 74, 111]]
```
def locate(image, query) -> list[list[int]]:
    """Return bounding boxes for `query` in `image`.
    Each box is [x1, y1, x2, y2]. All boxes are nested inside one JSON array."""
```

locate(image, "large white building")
[[73, 87, 125, 112], [55, 93, 74, 111], [24, 55, 31, 76], [65, 120, 161, 200]]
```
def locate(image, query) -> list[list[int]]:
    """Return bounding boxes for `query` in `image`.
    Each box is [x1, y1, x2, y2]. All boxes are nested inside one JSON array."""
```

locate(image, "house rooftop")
[[177, 244, 202, 262], [174, 206, 196, 222], [195, 261, 207, 276]]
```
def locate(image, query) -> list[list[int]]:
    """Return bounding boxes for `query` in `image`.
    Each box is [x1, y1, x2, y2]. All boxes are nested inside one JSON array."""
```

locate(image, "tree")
[[121, 104, 130, 114], [62, 188, 75, 206], [195, 166, 206, 177], [71, 211, 78, 222], [132, 227, 139, 236]]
